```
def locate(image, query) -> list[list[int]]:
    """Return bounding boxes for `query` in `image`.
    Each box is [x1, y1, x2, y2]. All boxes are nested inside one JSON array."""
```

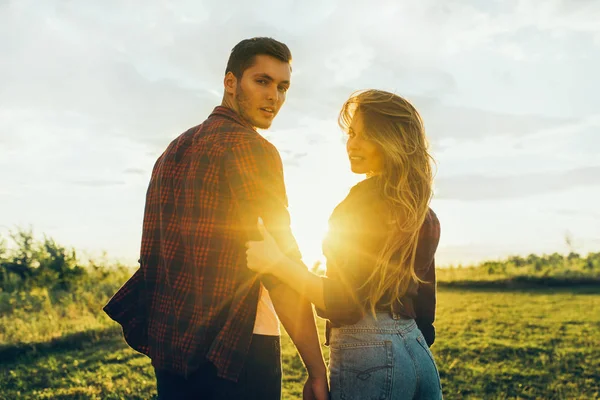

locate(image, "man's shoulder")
[[221, 129, 279, 159], [202, 113, 276, 153], [160, 108, 279, 164]]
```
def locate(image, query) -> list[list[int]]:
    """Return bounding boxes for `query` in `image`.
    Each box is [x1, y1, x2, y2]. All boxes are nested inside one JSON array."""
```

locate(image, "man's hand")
[[303, 374, 329, 400]]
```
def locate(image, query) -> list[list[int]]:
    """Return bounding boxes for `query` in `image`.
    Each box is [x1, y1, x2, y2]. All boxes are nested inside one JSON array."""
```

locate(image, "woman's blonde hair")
[[338, 89, 435, 316]]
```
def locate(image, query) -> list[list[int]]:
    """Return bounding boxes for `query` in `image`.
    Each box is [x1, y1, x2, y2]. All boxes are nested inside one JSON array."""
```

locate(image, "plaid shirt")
[[104, 106, 301, 381]]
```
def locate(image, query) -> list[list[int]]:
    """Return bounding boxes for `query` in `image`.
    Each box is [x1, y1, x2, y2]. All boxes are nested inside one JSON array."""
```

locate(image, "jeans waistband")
[[334, 312, 417, 334]]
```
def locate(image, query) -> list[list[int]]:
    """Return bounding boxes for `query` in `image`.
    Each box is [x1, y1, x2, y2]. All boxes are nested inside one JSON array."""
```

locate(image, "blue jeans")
[[329, 313, 442, 400]]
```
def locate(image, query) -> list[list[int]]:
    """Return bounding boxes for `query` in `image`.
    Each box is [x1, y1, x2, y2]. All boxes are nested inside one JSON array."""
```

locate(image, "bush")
[[0, 227, 131, 293]]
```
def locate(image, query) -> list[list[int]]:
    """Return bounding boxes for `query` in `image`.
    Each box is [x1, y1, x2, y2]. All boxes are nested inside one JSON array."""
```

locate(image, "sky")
[[1, 0, 599, 267]]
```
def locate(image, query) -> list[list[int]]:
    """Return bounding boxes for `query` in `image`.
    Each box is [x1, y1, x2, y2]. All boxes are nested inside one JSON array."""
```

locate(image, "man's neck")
[[221, 96, 237, 114], [220, 97, 257, 131]]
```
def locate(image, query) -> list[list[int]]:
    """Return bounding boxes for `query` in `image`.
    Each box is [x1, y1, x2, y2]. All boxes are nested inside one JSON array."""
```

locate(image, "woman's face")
[[346, 111, 384, 175]]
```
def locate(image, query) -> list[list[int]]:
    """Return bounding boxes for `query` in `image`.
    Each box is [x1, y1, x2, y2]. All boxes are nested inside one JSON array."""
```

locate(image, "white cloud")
[[436, 166, 600, 201]]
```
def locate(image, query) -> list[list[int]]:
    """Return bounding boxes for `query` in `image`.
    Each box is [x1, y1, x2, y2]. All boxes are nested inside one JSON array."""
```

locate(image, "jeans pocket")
[[416, 334, 442, 390], [335, 341, 394, 400]]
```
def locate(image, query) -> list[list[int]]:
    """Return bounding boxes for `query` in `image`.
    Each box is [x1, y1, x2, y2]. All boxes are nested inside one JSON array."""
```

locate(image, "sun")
[[288, 208, 329, 270], [285, 173, 362, 271], [271, 121, 363, 270]]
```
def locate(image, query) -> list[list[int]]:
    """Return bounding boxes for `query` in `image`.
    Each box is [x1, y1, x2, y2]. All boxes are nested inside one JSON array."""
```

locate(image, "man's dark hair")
[[225, 37, 292, 78]]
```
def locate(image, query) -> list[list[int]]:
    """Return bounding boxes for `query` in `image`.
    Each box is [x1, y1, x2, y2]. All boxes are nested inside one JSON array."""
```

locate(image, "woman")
[[246, 89, 442, 399]]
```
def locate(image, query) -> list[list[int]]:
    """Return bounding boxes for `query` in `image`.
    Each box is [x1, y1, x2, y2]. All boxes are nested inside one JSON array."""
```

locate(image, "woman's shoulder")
[[420, 207, 441, 239], [426, 207, 440, 225], [328, 178, 386, 225], [347, 177, 383, 200]]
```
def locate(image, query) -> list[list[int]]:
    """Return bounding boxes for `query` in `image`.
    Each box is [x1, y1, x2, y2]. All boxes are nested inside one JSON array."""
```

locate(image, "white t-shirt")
[[252, 283, 281, 336]]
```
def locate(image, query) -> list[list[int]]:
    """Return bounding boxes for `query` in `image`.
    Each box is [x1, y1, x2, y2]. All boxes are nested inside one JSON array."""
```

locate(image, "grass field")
[[1, 286, 599, 399]]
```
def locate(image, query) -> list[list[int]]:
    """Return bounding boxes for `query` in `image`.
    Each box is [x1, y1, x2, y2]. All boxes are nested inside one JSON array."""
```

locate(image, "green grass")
[[433, 287, 600, 399], [2, 228, 599, 398], [1, 287, 599, 399]]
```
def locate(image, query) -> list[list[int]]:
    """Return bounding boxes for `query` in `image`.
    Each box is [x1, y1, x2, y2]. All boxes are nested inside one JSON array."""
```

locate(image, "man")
[[104, 37, 328, 400]]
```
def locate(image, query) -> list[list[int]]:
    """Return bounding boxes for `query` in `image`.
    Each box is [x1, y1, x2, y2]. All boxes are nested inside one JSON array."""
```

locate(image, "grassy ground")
[[433, 287, 600, 399], [1, 286, 599, 399]]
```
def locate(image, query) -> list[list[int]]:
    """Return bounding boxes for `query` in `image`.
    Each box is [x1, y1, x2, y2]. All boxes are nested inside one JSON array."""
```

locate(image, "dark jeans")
[[155, 334, 282, 400]]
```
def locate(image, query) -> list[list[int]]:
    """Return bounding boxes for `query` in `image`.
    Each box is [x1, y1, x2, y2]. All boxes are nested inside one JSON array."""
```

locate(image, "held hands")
[[303, 374, 330, 400], [245, 219, 286, 275], [247, 219, 329, 400]]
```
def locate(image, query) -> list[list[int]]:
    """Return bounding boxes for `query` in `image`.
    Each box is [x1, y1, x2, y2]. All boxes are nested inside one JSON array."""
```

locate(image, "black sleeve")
[[415, 259, 436, 347], [317, 273, 364, 325]]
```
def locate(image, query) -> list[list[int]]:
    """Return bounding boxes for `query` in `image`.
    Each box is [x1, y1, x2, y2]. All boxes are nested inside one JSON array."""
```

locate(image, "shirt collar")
[[210, 105, 257, 131]]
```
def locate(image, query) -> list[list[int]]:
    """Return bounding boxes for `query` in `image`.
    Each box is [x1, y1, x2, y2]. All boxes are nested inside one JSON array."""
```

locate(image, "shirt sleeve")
[[415, 259, 436, 346], [317, 265, 365, 325], [414, 210, 441, 346], [315, 207, 366, 325], [224, 137, 302, 290]]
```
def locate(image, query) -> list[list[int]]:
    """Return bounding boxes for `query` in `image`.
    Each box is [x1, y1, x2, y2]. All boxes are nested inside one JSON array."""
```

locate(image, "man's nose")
[[266, 86, 278, 102]]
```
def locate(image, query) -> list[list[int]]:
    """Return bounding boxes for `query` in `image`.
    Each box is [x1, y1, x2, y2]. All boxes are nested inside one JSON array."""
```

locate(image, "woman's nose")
[[347, 137, 360, 150]]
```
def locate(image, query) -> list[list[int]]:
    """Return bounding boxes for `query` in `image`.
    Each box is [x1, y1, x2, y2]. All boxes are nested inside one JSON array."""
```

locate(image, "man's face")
[[231, 55, 291, 129]]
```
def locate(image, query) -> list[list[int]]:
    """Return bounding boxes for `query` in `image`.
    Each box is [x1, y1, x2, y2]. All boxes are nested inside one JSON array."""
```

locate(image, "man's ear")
[[224, 72, 237, 96]]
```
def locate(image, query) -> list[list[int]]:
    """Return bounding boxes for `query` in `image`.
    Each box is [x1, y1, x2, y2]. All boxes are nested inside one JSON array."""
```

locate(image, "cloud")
[[424, 0, 600, 55], [123, 168, 146, 175], [68, 179, 126, 187], [432, 112, 600, 179], [555, 208, 600, 220], [435, 165, 600, 201], [416, 99, 578, 143], [3, 0, 593, 153], [279, 151, 308, 167]]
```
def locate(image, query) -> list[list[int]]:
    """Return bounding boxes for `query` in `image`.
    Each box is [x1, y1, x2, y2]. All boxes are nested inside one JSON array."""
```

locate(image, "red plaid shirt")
[[104, 106, 302, 381]]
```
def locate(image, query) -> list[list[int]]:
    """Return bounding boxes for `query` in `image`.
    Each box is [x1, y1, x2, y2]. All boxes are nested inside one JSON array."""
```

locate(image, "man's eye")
[[257, 79, 267, 85], [278, 86, 288, 93]]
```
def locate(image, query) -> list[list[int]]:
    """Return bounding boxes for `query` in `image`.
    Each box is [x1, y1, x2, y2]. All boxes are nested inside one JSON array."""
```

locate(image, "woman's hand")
[[245, 219, 286, 275]]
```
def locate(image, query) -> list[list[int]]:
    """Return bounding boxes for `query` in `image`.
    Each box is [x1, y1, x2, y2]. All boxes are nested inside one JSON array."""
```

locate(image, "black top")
[[315, 177, 441, 346]]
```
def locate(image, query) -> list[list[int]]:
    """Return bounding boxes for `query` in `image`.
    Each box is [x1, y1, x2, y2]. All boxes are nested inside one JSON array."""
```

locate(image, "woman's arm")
[[272, 257, 327, 311], [414, 210, 441, 346], [415, 259, 436, 346], [246, 221, 364, 325], [246, 221, 327, 309], [252, 253, 365, 326]]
